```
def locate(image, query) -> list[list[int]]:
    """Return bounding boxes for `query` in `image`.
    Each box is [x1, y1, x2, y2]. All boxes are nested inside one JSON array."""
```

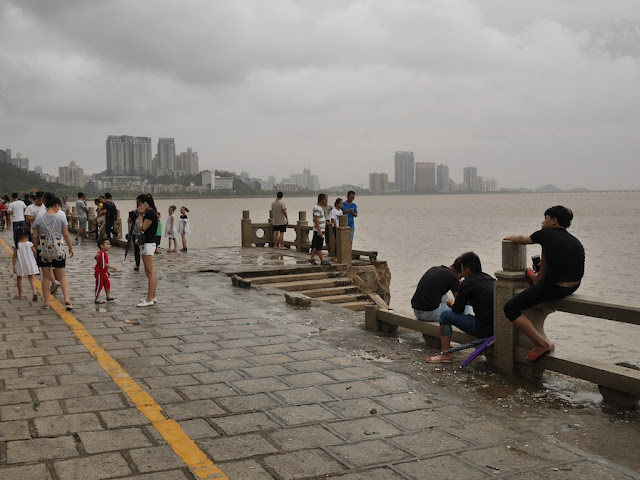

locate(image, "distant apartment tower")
[[156, 138, 176, 176], [369, 172, 389, 193], [176, 148, 199, 175], [394, 151, 415, 192], [436, 164, 450, 192], [106, 135, 152, 176], [463, 166, 479, 192], [201, 170, 213, 189], [12, 152, 29, 170], [58, 161, 85, 187], [415, 162, 436, 192]]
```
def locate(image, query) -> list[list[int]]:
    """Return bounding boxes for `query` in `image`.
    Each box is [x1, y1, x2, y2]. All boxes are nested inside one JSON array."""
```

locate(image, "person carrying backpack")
[[103, 192, 119, 240], [32, 193, 75, 310]]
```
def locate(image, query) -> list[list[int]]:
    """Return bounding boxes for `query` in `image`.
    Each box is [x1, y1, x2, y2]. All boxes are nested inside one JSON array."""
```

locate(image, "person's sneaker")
[[133, 266, 140, 271], [137, 300, 155, 307], [106, 297, 117, 302], [321, 260, 331, 265], [50, 281, 61, 294], [308, 259, 318, 265]]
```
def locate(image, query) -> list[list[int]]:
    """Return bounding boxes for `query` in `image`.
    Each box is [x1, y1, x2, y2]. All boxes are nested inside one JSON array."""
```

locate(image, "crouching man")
[[426, 252, 495, 364]]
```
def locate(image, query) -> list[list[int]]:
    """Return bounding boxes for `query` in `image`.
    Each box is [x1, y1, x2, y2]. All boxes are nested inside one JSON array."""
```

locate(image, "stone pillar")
[[241, 210, 252, 247], [493, 240, 528, 375], [268, 209, 274, 247], [327, 222, 336, 259], [336, 215, 352, 267], [295, 211, 308, 252]]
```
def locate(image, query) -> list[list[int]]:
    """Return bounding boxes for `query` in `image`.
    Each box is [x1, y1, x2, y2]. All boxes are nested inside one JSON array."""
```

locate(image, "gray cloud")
[[1, 0, 639, 189]]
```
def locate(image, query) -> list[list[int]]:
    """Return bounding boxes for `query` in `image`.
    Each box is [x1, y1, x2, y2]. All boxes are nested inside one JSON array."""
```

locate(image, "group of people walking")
[[412, 205, 585, 364], [4, 190, 192, 309]]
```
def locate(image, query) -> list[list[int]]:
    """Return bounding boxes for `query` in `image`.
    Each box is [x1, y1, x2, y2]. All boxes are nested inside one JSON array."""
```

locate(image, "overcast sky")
[[1, 1, 639, 190]]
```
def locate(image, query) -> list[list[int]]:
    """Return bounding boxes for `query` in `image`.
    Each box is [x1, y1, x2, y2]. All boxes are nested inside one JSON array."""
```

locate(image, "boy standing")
[[309, 194, 330, 265], [95, 238, 117, 303]]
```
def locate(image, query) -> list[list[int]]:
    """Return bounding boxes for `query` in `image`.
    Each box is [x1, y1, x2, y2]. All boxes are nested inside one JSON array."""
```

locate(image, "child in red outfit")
[[95, 239, 117, 304]]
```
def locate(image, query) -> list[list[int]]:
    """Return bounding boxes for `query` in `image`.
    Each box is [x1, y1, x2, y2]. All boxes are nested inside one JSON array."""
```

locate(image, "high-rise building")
[[369, 172, 389, 193], [106, 135, 152, 176], [415, 162, 436, 192], [176, 148, 199, 175], [463, 166, 479, 192], [156, 138, 176, 177], [13, 152, 29, 170], [201, 170, 213, 189], [58, 161, 85, 187], [436, 164, 450, 192], [394, 151, 415, 192]]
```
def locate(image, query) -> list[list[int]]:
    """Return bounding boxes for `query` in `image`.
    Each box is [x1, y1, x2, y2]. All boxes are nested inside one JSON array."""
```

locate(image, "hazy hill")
[[534, 184, 563, 193], [0, 162, 76, 197]]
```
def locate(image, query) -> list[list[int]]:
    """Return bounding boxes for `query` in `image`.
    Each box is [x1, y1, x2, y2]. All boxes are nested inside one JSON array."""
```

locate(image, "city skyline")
[[2, 2, 640, 190]]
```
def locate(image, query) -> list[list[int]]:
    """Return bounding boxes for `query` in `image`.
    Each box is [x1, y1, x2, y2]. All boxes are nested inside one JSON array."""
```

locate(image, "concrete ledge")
[[284, 292, 312, 308], [373, 308, 481, 345], [514, 346, 640, 397]]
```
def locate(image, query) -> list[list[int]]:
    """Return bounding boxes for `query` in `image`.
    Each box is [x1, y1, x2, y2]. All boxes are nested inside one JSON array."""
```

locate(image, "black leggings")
[[504, 280, 580, 321]]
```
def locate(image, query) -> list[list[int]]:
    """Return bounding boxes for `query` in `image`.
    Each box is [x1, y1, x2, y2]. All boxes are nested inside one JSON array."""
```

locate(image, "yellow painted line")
[[0, 236, 228, 480]]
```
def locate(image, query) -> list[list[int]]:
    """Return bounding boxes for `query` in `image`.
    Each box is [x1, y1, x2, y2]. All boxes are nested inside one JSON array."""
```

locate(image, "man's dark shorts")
[[311, 232, 324, 251], [274, 224, 287, 233], [37, 254, 66, 269]]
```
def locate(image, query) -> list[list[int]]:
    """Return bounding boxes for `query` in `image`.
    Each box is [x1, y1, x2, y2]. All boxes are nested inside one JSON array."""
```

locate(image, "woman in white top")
[[32, 193, 75, 310], [165, 205, 178, 253]]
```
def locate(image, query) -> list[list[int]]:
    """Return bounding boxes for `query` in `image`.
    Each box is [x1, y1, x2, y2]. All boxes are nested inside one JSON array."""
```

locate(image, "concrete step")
[[298, 286, 361, 298], [340, 300, 375, 311], [314, 294, 369, 304], [267, 277, 353, 292], [247, 271, 342, 285]]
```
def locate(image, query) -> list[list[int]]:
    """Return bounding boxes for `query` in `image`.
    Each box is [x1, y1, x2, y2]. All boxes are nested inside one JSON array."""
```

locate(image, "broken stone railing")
[[241, 210, 378, 266], [366, 240, 640, 406]]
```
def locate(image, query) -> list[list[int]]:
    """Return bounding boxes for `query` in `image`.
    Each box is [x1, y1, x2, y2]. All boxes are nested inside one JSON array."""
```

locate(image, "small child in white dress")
[[177, 206, 190, 252], [165, 205, 178, 253], [12, 226, 39, 301]]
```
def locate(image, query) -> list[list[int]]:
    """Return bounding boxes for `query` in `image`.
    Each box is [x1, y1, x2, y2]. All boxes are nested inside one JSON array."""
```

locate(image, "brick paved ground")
[[0, 231, 638, 479]]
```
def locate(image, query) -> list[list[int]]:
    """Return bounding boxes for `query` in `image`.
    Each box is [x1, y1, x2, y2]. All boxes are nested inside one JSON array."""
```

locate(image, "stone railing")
[[366, 240, 640, 406], [241, 210, 381, 266]]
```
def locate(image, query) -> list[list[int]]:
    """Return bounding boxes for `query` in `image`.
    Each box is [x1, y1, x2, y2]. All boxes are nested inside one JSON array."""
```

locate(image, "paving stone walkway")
[[0, 231, 638, 479]]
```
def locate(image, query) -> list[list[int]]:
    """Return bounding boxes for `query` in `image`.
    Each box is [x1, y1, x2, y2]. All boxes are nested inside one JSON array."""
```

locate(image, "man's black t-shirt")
[[411, 266, 459, 311], [530, 228, 584, 283], [104, 200, 117, 220], [451, 272, 495, 334], [142, 209, 158, 244]]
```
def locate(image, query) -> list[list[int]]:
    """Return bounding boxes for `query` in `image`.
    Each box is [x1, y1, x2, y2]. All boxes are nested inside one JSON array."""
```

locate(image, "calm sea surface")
[[149, 192, 640, 365]]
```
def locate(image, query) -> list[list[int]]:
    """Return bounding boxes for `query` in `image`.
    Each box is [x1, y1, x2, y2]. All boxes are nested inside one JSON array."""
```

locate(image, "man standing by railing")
[[342, 190, 357, 244], [504, 205, 585, 363], [271, 191, 288, 250]]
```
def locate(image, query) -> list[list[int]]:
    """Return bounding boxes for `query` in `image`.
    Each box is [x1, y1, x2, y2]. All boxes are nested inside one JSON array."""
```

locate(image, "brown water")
[[148, 192, 640, 365]]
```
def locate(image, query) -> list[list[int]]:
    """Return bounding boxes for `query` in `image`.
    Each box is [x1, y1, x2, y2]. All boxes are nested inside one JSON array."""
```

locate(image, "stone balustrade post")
[[493, 240, 529, 375], [268, 209, 274, 247], [295, 211, 308, 252], [241, 210, 252, 247], [336, 215, 352, 267]]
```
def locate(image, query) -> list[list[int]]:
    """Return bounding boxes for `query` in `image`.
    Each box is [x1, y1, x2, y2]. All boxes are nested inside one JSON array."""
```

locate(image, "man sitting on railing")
[[426, 252, 495, 364], [411, 256, 463, 323], [504, 205, 585, 363]]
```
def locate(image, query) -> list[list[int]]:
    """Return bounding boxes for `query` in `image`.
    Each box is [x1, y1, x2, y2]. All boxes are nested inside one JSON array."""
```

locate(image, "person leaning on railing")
[[503, 205, 585, 363]]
